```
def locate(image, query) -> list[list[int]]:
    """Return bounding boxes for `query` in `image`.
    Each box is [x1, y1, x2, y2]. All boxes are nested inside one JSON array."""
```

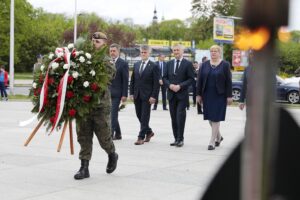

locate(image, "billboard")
[[171, 41, 191, 48], [213, 17, 234, 44], [232, 50, 249, 67], [148, 39, 169, 47]]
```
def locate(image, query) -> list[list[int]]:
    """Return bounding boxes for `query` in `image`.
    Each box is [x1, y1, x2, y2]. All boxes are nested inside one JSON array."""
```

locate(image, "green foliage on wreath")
[[30, 41, 115, 131]]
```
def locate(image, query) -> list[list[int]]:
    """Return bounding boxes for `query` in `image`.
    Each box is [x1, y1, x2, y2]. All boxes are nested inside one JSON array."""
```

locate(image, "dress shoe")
[[144, 132, 154, 142], [74, 159, 90, 180], [176, 141, 184, 147], [215, 136, 224, 147], [170, 141, 178, 146], [134, 139, 144, 145], [208, 145, 215, 150], [113, 135, 122, 140], [152, 108, 157, 110], [106, 152, 118, 174], [163, 107, 168, 110], [198, 111, 203, 115]]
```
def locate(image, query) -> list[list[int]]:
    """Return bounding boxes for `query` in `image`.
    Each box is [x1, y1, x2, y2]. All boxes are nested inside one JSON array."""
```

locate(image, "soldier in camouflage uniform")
[[74, 32, 118, 180]]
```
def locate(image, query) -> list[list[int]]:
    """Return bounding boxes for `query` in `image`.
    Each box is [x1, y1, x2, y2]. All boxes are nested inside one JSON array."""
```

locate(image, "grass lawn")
[[15, 73, 33, 80]]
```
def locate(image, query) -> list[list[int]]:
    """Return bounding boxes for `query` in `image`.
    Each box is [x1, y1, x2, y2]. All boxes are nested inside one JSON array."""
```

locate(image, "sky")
[[27, 0, 300, 30]]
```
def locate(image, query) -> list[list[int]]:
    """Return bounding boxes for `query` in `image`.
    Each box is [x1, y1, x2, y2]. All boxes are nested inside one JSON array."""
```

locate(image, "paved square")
[[0, 101, 298, 200]]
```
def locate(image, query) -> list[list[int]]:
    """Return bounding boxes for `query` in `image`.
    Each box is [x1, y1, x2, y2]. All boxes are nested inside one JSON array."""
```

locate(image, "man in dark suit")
[[130, 45, 160, 145], [163, 44, 194, 147], [109, 43, 129, 140], [153, 54, 168, 110]]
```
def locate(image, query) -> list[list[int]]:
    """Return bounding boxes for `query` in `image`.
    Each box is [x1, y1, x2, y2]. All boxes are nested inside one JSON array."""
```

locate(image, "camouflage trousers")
[[76, 106, 115, 161]]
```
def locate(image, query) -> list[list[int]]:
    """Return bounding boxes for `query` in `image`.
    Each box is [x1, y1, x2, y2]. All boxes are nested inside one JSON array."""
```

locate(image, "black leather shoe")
[[152, 107, 157, 110], [176, 141, 184, 147], [113, 135, 122, 140], [215, 137, 224, 147], [163, 107, 168, 110], [74, 160, 90, 180], [170, 141, 178, 146], [106, 152, 118, 174], [208, 145, 215, 150]]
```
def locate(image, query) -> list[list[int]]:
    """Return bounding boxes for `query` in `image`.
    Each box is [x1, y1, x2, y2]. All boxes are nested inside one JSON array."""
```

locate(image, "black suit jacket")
[[156, 61, 167, 80], [110, 58, 129, 98], [163, 58, 194, 100], [197, 60, 232, 98], [130, 60, 160, 101]]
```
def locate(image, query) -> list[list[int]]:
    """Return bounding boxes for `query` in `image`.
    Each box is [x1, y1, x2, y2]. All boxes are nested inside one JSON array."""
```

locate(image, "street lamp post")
[[74, 0, 77, 44], [9, 0, 15, 95]]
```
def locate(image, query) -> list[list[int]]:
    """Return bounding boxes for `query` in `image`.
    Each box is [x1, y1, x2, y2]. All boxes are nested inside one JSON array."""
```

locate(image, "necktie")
[[160, 62, 163, 76], [139, 62, 145, 75], [175, 60, 180, 74]]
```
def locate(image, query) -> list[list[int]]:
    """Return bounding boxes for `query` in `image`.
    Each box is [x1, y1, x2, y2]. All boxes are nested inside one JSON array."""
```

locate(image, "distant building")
[[152, 6, 158, 24]]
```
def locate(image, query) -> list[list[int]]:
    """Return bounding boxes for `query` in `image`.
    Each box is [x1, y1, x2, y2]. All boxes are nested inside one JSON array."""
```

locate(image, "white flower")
[[83, 81, 89, 88], [48, 53, 54, 59], [74, 51, 80, 57], [87, 61, 92, 65], [56, 52, 64, 58], [79, 56, 85, 63], [67, 43, 74, 49], [63, 64, 69, 69], [72, 71, 79, 79], [85, 53, 91, 59], [51, 62, 59, 70], [89, 70, 96, 76], [32, 82, 37, 89], [40, 65, 45, 71]]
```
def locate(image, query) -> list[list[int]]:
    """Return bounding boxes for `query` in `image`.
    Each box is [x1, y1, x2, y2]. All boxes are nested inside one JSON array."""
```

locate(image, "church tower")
[[152, 6, 158, 24]]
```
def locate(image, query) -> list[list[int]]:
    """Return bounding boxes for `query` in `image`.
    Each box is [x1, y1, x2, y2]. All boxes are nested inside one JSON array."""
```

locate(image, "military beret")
[[92, 32, 108, 40]]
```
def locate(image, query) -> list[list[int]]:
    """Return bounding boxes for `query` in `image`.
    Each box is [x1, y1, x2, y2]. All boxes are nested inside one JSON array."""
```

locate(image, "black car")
[[232, 72, 300, 104]]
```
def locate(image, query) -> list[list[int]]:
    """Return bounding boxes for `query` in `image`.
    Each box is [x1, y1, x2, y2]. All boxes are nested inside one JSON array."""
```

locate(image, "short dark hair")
[[110, 43, 121, 51]]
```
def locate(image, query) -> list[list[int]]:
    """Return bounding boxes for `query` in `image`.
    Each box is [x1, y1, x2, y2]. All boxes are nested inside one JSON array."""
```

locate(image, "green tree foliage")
[[278, 39, 300, 74]]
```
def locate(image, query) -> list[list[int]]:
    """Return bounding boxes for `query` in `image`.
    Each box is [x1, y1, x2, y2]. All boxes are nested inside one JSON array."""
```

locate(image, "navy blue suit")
[[110, 57, 129, 137], [130, 60, 160, 139], [163, 58, 194, 142], [153, 61, 168, 109]]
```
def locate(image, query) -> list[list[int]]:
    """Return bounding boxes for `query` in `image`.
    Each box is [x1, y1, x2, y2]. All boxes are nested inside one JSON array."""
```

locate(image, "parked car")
[[232, 72, 300, 104]]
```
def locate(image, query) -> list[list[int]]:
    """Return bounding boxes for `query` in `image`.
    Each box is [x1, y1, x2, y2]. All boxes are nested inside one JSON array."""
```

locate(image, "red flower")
[[50, 116, 56, 124], [48, 78, 54, 85], [69, 109, 76, 117], [83, 95, 91, 102], [34, 88, 41, 96], [91, 83, 99, 92], [67, 76, 74, 84], [39, 75, 44, 83], [66, 91, 74, 99]]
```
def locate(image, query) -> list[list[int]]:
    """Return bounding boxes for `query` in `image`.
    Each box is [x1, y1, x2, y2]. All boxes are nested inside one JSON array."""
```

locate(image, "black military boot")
[[106, 152, 118, 174], [74, 159, 90, 180]]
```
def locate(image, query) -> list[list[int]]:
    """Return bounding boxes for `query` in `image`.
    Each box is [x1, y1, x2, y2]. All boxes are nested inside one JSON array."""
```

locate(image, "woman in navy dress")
[[196, 45, 232, 150]]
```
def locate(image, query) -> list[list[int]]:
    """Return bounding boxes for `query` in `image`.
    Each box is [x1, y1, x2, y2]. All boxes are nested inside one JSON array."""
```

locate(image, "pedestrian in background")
[[153, 53, 168, 111], [74, 32, 118, 180], [163, 44, 194, 147], [0, 65, 8, 101], [130, 45, 159, 145], [109, 43, 129, 140], [197, 45, 232, 150]]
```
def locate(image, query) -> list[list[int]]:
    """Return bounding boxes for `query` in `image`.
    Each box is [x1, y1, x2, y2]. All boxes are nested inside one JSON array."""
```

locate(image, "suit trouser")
[[134, 97, 152, 139], [111, 97, 121, 136], [169, 95, 187, 141], [154, 85, 167, 108], [76, 107, 115, 161]]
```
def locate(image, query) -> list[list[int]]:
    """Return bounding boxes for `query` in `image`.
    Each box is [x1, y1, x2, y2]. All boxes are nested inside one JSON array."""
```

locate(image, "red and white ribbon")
[[50, 48, 71, 132]]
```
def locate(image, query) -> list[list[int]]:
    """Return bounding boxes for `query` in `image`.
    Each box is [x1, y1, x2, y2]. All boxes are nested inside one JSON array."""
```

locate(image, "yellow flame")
[[278, 27, 291, 43], [234, 27, 271, 50]]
